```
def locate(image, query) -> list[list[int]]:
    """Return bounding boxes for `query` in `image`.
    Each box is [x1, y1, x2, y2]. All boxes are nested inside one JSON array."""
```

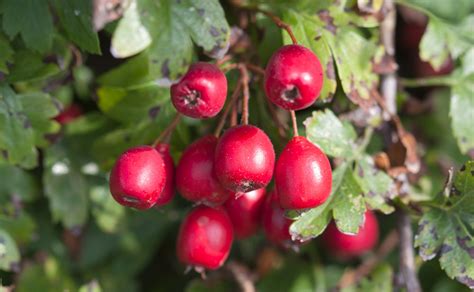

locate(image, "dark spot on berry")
[[197, 8, 205, 17]]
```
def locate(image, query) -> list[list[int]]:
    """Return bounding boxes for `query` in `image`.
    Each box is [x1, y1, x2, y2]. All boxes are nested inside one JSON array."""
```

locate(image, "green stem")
[[400, 76, 456, 88]]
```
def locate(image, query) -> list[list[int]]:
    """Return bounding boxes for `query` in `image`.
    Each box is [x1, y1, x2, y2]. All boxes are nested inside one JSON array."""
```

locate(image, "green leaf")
[[18, 92, 61, 147], [304, 109, 357, 158], [0, 0, 54, 52], [16, 257, 76, 292], [0, 85, 61, 168], [0, 32, 13, 73], [97, 84, 169, 125], [450, 50, 474, 155], [0, 204, 36, 245], [90, 184, 125, 233], [111, 0, 152, 58], [342, 264, 394, 292], [111, 0, 230, 82], [355, 156, 396, 214], [415, 161, 474, 289], [79, 280, 102, 292], [0, 229, 20, 271], [331, 170, 366, 234], [51, 0, 101, 54], [419, 15, 474, 70], [0, 164, 39, 203], [0, 85, 37, 168], [6, 50, 61, 83], [43, 141, 89, 229]]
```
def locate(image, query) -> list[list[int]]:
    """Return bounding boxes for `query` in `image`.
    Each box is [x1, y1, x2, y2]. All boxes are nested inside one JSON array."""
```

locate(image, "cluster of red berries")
[[109, 44, 378, 272]]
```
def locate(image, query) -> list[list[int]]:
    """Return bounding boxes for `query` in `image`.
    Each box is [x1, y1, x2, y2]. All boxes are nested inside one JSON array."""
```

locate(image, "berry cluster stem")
[[256, 8, 298, 45], [152, 113, 181, 146], [290, 110, 299, 137], [239, 64, 250, 125], [214, 82, 243, 137]]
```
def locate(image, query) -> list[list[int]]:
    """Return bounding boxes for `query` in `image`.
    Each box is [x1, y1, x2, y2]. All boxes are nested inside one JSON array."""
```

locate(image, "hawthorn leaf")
[[111, 0, 230, 82], [0, 165, 39, 203], [0, 32, 13, 73], [6, 50, 60, 83], [0, 0, 54, 52], [90, 184, 125, 233], [43, 141, 89, 229], [0, 204, 36, 245], [51, 0, 101, 54], [111, 0, 152, 58], [415, 161, 474, 289], [331, 170, 366, 234], [419, 15, 474, 70], [450, 50, 474, 155], [355, 156, 396, 214], [0, 229, 20, 272], [304, 109, 357, 158], [0, 85, 38, 168]]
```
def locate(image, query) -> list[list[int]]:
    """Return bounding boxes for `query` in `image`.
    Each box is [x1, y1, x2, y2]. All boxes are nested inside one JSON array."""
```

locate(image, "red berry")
[[154, 143, 175, 207], [264, 45, 324, 110], [262, 189, 292, 245], [224, 188, 266, 239], [176, 135, 229, 206], [171, 62, 227, 119], [109, 146, 166, 210], [214, 125, 275, 193], [322, 210, 379, 258], [54, 104, 82, 124], [276, 136, 332, 210], [177, 206, 233, 270]]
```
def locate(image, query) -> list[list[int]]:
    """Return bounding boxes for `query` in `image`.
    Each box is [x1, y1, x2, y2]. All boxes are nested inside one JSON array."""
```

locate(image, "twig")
[[398, 210, 421, 292], [152, 113, 181, 147], [338, 229, 400, 289], [289, 110, 299, 137], [255, 8, 298, 45], [214, 82, 243, 137], [226, 261, 256, 292], [380, 0, 397, 119]]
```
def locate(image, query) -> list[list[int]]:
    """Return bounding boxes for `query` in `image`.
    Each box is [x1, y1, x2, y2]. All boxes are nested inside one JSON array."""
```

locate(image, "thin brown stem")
[[239, 64, 250, 125], [230, 101, 238, 126], [256, 8, 298, 45], [226, 261, 256, 292], [214, 82, 243, 137], [338, 229, 400, 289], [289, 110, 299, 137], [245, 63, 266, 76], [152, 113, 181, 147]]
